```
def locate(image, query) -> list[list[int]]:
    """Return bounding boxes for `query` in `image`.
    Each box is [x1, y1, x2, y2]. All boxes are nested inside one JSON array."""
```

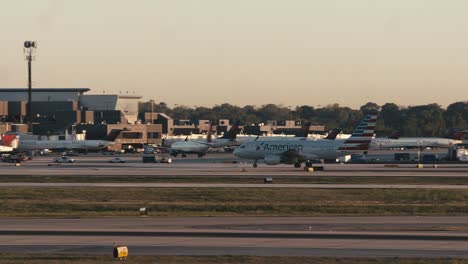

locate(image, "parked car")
[[142, 155, 157, 163], [62, 150, 79, 156], [109, 157, 126, 163], [159, 157, 172, 164], [2, 154, 27, 163], [53, 156, 75, 163]]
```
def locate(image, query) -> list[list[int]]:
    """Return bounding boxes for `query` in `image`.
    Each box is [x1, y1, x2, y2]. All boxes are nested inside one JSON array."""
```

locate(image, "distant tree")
[[360, 102, 380, 114], [211, 103, 244, 123], [444, 101, 468, 129], [257, 104, 290, 121], [137, 100, 467, 137], [171, 105, 193, 121], [154, 102, 171, 114], [189, 106, 216, 123], [404, 104, 446, 137], [314, 104, 361, 133], [295, 105, 315, 122], [242, 105, 260, 124], [379, 103, 404, 136]]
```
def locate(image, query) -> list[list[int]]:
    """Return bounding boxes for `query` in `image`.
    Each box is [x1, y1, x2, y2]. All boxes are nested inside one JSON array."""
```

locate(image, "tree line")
[[139, 101, 468, 137]]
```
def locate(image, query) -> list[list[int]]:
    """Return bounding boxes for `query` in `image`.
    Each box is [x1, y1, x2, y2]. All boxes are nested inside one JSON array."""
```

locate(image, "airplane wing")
[[266, 149, 319, 165], [278, 149, 307, 164]]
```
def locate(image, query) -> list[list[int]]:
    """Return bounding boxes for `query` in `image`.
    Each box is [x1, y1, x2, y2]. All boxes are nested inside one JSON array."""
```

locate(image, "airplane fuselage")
[[169, 138, 238, 156], [234, 139, 352, 161], [370, 137, 461, 150], [18, 139, 113, 151], [170, 141, 211, 155]]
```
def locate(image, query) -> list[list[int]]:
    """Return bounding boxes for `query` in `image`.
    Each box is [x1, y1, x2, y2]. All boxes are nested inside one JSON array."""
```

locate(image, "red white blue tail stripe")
[[338, 113, 378, 151]]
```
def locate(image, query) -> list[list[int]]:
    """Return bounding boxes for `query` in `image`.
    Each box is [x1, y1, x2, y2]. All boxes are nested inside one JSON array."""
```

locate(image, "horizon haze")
[[1, 0, 467, 108]]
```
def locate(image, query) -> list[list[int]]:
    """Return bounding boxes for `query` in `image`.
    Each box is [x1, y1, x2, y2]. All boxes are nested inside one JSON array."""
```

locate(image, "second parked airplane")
[[3, 129, 122, 152], [370, 129, 466, 150], [169, 122, 241, 157]]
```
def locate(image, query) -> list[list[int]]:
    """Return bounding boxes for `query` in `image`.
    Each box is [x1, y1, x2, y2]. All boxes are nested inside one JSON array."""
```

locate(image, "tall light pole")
[[23, 41, 37, 132]]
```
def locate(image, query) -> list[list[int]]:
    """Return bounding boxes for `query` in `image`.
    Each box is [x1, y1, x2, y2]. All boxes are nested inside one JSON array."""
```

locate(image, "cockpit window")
[[240, 145, 245, 149]]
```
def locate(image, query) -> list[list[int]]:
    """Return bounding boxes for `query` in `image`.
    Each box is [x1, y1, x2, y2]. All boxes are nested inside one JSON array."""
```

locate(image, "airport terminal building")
[[0, 88, 327, 149], [0, 88, 162, 149]]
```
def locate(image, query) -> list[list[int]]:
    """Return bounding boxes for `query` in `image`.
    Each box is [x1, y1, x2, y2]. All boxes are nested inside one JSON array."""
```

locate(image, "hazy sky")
[[1, 0, 467, 108]]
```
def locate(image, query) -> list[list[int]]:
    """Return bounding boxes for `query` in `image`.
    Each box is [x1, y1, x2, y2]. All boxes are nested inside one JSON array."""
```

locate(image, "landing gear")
[[253, 160, 258, 168], [197, 153, 204, 158], [181, 153, 187, 158], [304, 160, 313, 170], [294, 162, 301, 168]]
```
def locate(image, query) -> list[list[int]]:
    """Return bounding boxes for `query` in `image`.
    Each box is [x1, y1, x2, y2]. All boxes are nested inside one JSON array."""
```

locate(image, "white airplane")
[[169, 122, 241, 157], [370, 129, 466, 150], [6, 129, 122, 152], [233, 114, 378, 168], [161, 134, 207, 148]]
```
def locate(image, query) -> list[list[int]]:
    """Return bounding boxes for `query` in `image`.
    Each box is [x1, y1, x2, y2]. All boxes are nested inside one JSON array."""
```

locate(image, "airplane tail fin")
[[220, 121, 240, 140], [104, 129, 123, 142], [0, 134, 18, 148], [295, 122, 311, 137], [388, 129, 403, 139], [445, 128, 466, 140], [207, 122, 213, 143], [338, 113, 378, 151], [324, 128, 342, 140]]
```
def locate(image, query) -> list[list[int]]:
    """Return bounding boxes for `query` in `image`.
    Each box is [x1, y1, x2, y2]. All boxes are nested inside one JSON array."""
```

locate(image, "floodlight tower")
[[23, 40, 37, 131]]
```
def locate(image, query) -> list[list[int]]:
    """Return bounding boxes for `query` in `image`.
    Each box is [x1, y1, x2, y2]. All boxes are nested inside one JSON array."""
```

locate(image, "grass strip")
[[2, 187, 468, 217]]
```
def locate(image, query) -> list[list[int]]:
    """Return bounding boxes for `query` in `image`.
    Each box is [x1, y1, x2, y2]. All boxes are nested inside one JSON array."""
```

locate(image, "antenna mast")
[[23, 40, 37, 132]]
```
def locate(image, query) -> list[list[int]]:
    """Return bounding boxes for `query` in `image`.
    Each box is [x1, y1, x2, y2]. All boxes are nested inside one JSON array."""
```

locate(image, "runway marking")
[[2, 245, 468, 258], [3, 230, 468, 241]]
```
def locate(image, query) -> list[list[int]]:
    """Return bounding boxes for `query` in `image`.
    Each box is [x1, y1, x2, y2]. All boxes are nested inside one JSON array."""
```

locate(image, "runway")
[[2, 217, 468, 258], [1, 153, 468, 178], [2, 152, 468, 258]]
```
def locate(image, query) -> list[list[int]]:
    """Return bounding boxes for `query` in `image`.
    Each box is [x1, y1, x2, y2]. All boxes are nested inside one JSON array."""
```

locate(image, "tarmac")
[[1, 151, 468, 258], [2, 216, 468, 258], [0, 151, 467, 178]]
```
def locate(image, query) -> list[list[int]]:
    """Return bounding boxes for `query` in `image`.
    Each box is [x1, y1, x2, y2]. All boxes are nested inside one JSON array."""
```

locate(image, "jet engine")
[[264, 155, 282, 165]]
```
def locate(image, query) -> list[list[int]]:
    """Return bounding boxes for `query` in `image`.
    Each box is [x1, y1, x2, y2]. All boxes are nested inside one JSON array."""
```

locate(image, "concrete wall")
[[76, 123, 162, 150], [93, 110, 125, 124], [0, 89, 87, 101], [8, 101, 26, 117], [80, 94, 140, 124], [32, 101, 78, 116], [115, 95, 140, 124], [0, 101, 8, 116], [80, 95, 118, 111]]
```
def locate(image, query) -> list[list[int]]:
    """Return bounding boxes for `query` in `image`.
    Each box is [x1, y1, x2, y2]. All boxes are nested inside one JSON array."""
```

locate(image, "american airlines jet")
[[233, 114, 378, 168]]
